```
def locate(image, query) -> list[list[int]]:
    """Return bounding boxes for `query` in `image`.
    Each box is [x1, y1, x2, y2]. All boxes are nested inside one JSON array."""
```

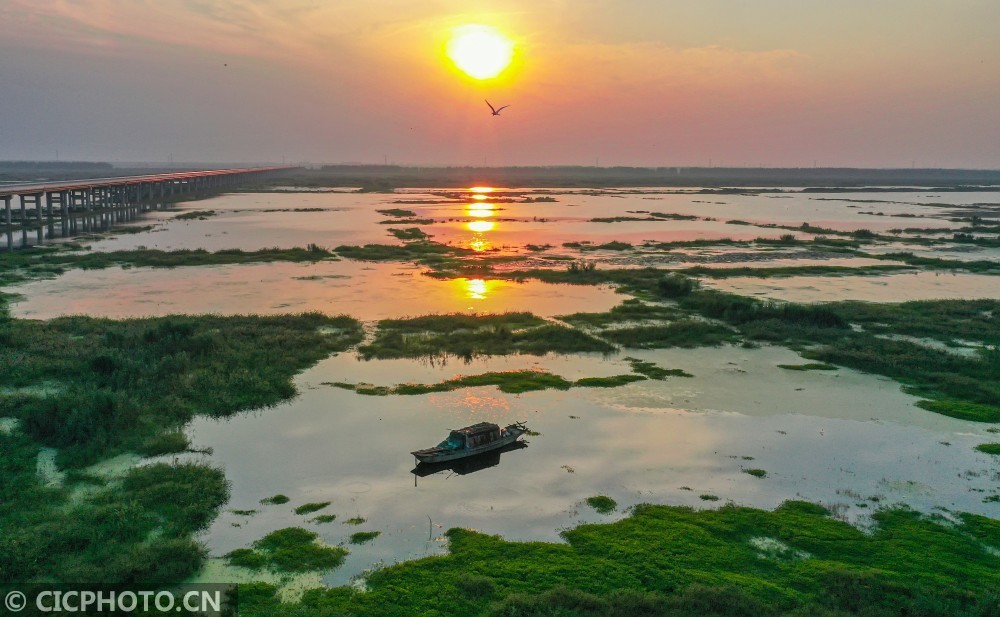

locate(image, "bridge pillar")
[[3, 196, 11, 252], [45, 192, 56, 239], [19, 194, 29, 247], [60, 191, 69, 236], [84, 189, 93, 232]]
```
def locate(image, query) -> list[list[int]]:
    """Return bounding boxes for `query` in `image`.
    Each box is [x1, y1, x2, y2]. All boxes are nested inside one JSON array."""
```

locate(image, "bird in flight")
[[485, 100, 510, 116]]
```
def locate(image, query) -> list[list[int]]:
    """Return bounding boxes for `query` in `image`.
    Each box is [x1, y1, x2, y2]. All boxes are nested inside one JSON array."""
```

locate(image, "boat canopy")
[[436, 422, 502, 450]]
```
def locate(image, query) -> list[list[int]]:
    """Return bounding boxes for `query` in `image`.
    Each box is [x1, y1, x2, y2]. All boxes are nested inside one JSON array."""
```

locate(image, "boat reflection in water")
[[411, 441, 528, 482]]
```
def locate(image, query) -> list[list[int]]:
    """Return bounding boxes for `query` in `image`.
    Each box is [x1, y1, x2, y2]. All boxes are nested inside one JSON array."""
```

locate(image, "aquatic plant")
[[574, 375, 646, 388], [173, 210, 217, 220], [312, 514, 337, 524], [235, 501, 1000, 617], [137, 431, 190, 456], [777, 363, 838, 371], [226, 527, 347, 573], [3, 312, 362, 468], [344, 517, 366, 525], [602, 320, 739, 349], [743, 468, 768, 478], [358, 313, 613, 360], [585, 495, 617, 514], [387, 227, 429, 241], [350, 531, 381, 544], [294, 502, 332, 515], [974, 443, 1000, 455], [626, 358, 693, 379], [558, 299, 683, 327], [261, 494, 291, 505], [376, 208, 416, 218]]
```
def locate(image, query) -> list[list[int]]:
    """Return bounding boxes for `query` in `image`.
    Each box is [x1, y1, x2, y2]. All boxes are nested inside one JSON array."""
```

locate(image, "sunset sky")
[[1, 0, 997, 167]]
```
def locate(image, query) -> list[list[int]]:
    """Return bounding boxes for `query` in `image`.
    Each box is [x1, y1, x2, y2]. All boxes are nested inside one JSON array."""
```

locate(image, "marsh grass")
[[261, 494, 290, 505], [137, 431, 190, 456], [1, 312, 362, 468], [344, 517, 366, 525], [0, 457, 227, 584], [173, 210, 217, 220], [558, 299, 683, 327], [0, 246, 340, 287], [333, 369, 649, 396], [743, 468, 768, 478], [387, 227, 429, 241], [626, 358, 693, 379], [603, 320, 739, 349], [349, 531, 381, 544], [294, 502, 332, 516], [358, 312, 614, 360], [376, 208, 416, 217], [312, 514, 337, 524], [236, 501, 1000, 617], [574, 374, 647, 388], [973, 443, 1000, 455], [777, 363, 838, 371], [226, 527, 347, 573], [585, 495, 617, 514]]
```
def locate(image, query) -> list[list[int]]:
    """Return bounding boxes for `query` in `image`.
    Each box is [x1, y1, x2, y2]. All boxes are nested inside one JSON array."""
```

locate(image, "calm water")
[[4, 187, 998, 591]]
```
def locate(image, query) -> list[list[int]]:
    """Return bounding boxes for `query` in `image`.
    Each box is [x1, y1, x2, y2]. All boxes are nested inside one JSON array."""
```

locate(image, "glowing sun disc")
[[447, 25, 513, 79]]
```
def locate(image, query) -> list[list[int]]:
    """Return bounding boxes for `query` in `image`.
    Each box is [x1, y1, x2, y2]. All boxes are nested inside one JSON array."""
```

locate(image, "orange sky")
[[1, 1, 998, 167]]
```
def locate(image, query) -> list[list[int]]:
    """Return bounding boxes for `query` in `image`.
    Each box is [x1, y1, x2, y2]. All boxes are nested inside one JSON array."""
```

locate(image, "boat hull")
[[412, 427, 526, 464]]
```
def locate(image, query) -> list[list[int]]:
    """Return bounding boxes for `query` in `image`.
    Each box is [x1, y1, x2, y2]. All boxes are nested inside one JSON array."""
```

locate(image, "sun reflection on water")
[[462, 278, 495, 300], [466, 220, 495, 233]]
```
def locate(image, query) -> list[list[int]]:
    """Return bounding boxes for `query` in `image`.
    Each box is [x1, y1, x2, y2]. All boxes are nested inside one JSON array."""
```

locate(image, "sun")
[[446, 25, 514, 80]]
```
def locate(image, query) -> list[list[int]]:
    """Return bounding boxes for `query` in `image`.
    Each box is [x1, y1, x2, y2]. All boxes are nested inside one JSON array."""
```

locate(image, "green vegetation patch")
[[828, 299, 1000, 346], [294, 502, 332, 515], [334, 368, 655, 396], [558, 299, 683, 328], [237, 501, 1000, 617], [344, 517, 366, 525], [974, 443, 1000, 455], [778, 363, 838, 371], [376, 208, 416, 217], [626, 358, 693, 379], [349, 531, 381, 544], [585, 495, 617, 514], [0, 456, 227, 584], [226, 527, 347, 573], [700, 494, 721, 501], [137, 431, 190, 456], [173, 210, 217, 220], [1, 312, 362, 468], [0, 246, 340, 286], [603, 320, 739, 349], [312, 514, 337, 524], [358, 312, 614, 360], [743, 468, 768, 478], [261, 494, 290, 505], [387, 227, 429, 241], [574, 374, 647, 388]]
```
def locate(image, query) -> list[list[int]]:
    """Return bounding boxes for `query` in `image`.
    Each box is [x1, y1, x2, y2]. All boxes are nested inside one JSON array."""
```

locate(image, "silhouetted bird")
[[485, 100, 510, 116]]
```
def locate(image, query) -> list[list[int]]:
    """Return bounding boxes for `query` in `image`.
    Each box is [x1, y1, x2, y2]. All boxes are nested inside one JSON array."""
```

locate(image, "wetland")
[[1, 183, 998, 615]]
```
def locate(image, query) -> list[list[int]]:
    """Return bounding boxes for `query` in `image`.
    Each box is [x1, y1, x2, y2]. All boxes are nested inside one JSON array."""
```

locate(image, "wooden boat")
[[411, 421, 528, 464], [411, 441, 528, 478]]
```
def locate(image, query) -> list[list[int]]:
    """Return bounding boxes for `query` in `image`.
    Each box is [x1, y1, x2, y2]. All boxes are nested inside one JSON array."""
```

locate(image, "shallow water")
[[184, 345, 998, 585], [10, 262, 622, 320], [6, 186, 999, 590], [704, 271, 1000, 302]]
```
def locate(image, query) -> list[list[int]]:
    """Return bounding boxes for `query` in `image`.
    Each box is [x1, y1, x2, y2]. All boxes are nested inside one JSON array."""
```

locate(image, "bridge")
[[0, 166, 289, 251]]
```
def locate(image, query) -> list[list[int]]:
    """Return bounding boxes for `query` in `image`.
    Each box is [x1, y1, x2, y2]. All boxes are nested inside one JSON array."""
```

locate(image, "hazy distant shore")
[[2, 161, 1000, 189]]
